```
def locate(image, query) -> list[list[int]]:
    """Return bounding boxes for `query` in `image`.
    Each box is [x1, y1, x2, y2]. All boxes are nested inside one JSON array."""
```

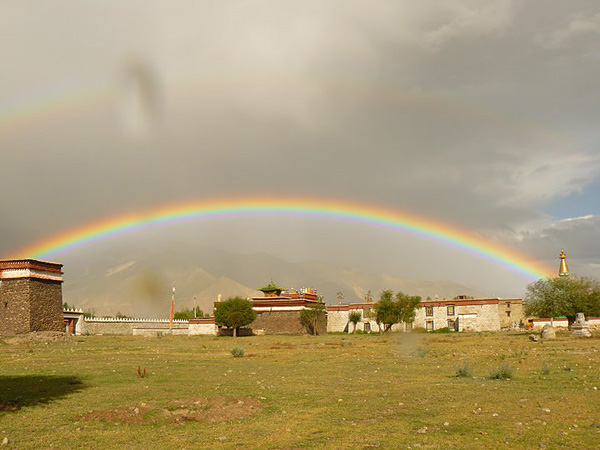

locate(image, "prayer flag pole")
[[170, 285, 175, 330]]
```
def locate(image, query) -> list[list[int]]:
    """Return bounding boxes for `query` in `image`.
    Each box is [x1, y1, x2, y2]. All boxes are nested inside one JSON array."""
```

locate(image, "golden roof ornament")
[[559, 248, 569, 277]]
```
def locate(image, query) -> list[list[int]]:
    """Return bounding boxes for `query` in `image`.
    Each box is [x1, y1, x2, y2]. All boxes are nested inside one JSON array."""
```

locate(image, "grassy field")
[[1, 331, 599, 449]]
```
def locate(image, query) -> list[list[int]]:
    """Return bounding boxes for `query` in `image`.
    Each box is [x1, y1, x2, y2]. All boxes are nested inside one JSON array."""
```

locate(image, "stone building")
[[0, 259, 65, 335], [415, 296, 524, 332], [247, 282, 326, 335], [328, 296, 524, 333]]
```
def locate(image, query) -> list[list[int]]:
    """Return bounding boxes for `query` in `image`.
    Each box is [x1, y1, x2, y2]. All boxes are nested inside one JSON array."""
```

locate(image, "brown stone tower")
[[0, 259, 64, 335], [558, 248, 569, 277]]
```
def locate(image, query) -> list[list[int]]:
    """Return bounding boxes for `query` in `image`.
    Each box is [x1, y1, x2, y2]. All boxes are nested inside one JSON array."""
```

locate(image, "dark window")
[[426, 306, 433, 316], [364, 322, 371, 332], [447, 305, 455, 316], [506, 311, 511, 317]]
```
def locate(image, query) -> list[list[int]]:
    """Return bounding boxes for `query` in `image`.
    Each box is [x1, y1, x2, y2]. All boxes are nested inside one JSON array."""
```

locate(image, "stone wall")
[[0, 259, 64, 336], [327, 309, 351, 333], [251, 310, 326, 335], [498, 299, 524, 329], [0, 279, 31, 335], [457, 304, 500, 332], [0, 278, 63, 335], [28, 279, 64, 332], [189, 319, 218, 336]]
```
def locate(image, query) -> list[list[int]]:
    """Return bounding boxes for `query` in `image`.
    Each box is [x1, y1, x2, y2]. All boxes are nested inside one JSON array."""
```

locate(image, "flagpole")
[[170, 285, 175, 330]]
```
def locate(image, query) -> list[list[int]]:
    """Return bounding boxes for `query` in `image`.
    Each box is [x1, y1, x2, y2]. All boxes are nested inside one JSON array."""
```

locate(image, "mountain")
[[61, 241, 486, 317]]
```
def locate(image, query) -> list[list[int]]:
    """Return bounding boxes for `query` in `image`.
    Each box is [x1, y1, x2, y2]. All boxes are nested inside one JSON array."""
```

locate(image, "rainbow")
[[7, 196, 552, 280]]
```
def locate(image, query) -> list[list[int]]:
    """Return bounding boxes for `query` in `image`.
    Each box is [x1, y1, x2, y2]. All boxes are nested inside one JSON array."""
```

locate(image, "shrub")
[[432, 327, 451, 334], [455, 362, 472, 378], [230, 346, 245, 357], [300, 303, 326, 335], [489, 363, 514, 380]]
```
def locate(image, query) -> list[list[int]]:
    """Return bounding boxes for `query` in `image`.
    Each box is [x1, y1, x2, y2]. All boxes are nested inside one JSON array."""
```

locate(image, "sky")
[[1, 1, 599, 297]]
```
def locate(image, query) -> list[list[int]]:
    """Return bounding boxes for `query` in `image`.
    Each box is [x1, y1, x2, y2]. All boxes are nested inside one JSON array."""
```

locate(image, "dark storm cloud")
[[1, 1, 599, 293]]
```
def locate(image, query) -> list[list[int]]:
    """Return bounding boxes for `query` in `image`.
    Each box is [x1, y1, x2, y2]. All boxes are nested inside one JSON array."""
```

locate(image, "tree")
[[374, 290, 422, 333], [524, 276, 600, 324], [395, 291, 422, 324], [214, 297, 257, 337], [300, 303, 326, 335], [348, 311, 362, 333], [173, 306, 204, 320]]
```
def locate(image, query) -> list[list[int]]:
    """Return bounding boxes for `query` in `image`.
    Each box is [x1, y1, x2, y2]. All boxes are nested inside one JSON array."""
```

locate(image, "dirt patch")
[[79, 396, 263, 425], [3, 331, 71, 345], [0, 401, 21, 412], [269, 344, 297, 350]]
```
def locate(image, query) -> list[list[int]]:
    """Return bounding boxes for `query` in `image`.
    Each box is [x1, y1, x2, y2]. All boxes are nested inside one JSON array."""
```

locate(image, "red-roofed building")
[[248, 284, 325, 335]]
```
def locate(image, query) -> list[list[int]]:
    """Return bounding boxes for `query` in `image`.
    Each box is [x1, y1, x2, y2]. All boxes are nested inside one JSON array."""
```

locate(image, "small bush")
[[489, 363, 514, 380], [541, 364, 551, 375], [455, 362, 472, 378], [230, 346, 245, 358], [432, 327, 452, 334]]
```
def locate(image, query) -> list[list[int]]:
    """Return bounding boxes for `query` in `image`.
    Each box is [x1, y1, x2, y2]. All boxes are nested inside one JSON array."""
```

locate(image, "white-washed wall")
[[327, 308, 406, 333], [82, 317, 188, 335], [414, 303, 501, 332], [189, 322, 218, 336]]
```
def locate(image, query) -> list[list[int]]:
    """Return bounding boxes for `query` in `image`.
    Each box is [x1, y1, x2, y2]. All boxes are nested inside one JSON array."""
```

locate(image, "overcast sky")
[[1, 1, 599, 296]]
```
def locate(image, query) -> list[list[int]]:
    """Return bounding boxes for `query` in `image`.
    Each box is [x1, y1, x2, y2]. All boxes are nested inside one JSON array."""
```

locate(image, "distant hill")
[[61, 241, 485, 317]]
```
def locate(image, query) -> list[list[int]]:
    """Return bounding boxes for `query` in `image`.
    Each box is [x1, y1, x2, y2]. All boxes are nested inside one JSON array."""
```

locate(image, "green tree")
[[173, 306, 204, 320], [524, 276, 600, 324], [214, 297, 257, 337], [396, 291, 422, 324], [348, 311, 362, 333], [300, 303, 326, 335], [374, 290, 422, 333]]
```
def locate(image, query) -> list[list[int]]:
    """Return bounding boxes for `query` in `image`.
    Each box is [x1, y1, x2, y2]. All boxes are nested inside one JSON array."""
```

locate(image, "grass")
[[1, 332, 599, 449]]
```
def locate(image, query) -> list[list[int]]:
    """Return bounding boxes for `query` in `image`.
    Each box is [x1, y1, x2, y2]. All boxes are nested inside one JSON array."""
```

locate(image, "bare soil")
[[3, 331, 70, 345], [78, 396, 263, 425]]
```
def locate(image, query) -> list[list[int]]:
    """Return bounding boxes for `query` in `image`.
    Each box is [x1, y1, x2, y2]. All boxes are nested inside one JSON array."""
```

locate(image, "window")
[[426, 320, 434, 331], [447, 305, 455, 316], [506, 303, 511, 308], [506, 311, 511, 317], [364, 322, 371, 332], [447, 319, 455, 329], [426, 306, 433, 316]]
